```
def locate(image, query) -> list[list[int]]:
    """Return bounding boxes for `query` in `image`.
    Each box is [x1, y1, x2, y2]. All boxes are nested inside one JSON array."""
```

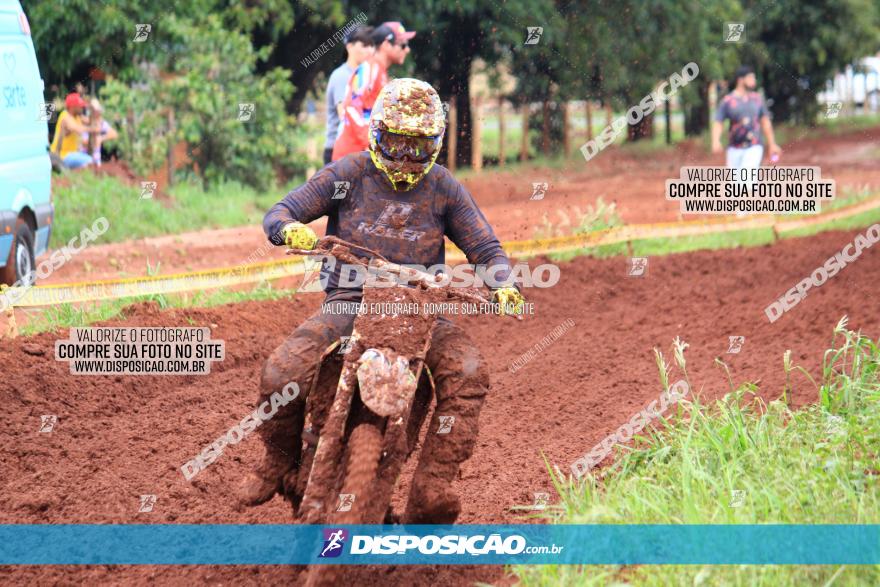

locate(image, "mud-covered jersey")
[[715, 91, 768, 148], [264, 152, 514, 303]]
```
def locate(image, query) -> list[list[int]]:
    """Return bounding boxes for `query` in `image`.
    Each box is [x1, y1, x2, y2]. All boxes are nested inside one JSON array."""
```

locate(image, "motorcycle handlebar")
[[286, 236, 523, 318]]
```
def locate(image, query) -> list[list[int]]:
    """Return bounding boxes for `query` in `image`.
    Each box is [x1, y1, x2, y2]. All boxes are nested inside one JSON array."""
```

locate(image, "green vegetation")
[[51, 173, 285, 245], [514, 318, 880, 586], [533, 198, 623, 240], [544, 198, 880, 263], [27, 0, 880, 173]]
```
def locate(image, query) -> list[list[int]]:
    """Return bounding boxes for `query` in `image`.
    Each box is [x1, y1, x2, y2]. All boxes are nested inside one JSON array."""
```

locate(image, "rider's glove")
[[493, 286, 525, 316], [281, 222, 318, 250]]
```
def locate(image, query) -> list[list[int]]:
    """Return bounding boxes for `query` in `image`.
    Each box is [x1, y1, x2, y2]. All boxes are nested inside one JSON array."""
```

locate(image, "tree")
[[739, 0, 880, 123]]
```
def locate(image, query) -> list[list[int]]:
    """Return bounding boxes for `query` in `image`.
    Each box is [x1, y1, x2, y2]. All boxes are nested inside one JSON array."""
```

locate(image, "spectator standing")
[[323, 26, 375, 165], [331, 22, 415, 161]]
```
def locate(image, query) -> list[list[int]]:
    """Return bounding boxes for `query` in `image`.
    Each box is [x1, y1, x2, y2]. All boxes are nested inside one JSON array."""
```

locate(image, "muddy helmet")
[[369, 78, 446, 191]]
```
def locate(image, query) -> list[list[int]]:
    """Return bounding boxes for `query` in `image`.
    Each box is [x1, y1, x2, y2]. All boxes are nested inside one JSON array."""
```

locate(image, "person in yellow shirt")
[[50, 93, 96, 169]]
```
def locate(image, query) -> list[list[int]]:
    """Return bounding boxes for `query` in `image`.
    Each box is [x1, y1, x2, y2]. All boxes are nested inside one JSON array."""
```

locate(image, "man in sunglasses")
[[331, 21, 414, 161], [240, 79, 525, 525]]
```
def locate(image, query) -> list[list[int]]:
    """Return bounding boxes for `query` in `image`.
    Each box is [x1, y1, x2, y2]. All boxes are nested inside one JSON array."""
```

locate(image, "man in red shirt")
[[331, 21, 415, 160]]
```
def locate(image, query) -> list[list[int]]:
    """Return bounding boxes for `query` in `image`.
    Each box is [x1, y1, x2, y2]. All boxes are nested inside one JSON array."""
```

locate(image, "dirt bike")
[[284, 236, 508, 586]]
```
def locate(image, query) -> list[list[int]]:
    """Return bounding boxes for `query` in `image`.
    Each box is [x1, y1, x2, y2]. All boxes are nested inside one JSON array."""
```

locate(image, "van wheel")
[[1, 219, 36, 287]]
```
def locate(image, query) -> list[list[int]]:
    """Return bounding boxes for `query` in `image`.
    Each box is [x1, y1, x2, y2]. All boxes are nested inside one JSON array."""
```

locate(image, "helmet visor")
[[373, 129, 441, 163]]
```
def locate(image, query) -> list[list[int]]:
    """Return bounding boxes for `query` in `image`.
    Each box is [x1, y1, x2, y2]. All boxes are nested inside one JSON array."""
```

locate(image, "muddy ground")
[[2, 226, 878, 585]]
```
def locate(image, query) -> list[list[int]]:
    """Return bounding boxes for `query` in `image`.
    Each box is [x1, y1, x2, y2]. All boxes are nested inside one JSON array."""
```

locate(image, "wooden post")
[[520, 103, 529, 162], [447, 100, 457, 173], [585, 100, 593, 140], [305, 138, 317, 179], [541, 99, 551, 156], [665, 98, 672, 144], [498, 96, 506, 167], [166, 109, 175, 187], [605, 102, 613, 127], [471, 95, 483, 171], [562, 101, 570, 156]]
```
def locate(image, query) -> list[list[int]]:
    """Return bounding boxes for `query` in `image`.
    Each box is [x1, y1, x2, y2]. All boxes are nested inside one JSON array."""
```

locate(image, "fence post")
[[472, 95, 483, 171], [305, 138, 317, 179], [585, 100, 593, 140], [166, 109, 175, 187], [562, 101, 570, 156], [520, 103, 529, 162], [447, 100, 457, 173], [541, 99, 551, 156], [498, 96, 506, 167]]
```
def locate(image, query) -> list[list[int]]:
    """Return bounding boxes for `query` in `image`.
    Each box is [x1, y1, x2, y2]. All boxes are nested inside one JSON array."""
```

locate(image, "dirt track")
[[2, 225, 879, 585], [38, 124, 880, 286]]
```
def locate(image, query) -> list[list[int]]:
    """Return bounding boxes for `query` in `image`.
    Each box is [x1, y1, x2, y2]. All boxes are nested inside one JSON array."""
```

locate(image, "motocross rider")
[[238, 78, 524, 523]]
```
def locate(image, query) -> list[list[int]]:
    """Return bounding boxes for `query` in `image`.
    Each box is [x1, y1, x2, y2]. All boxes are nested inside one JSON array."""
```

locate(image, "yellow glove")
[[281, 222, 318, 250], [493, 286, 525, 316]]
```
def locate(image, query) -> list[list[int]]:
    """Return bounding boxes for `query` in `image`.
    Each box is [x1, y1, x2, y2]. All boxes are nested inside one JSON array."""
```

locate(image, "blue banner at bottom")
[[0, 524, 878, 565]]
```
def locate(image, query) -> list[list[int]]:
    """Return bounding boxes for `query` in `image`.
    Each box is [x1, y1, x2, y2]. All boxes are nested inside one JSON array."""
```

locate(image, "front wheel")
[[304, 422, 384, 587], [1, 218, 36, 287]]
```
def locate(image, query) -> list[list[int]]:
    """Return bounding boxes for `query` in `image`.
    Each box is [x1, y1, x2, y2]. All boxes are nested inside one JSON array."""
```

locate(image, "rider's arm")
[[443, 177, 517, 290], [263, 165, 338, 245], [63, 114, 91, 135]]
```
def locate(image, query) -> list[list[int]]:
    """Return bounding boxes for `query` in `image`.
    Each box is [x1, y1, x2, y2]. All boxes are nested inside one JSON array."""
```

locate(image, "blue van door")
[[0, 0, 53, 287]]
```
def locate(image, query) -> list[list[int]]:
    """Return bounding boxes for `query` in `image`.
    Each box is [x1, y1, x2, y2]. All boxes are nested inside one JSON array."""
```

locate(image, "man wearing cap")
[[50, 92, 97, 169], [331, 21, 415, 161], [323, 26, 376, 165]]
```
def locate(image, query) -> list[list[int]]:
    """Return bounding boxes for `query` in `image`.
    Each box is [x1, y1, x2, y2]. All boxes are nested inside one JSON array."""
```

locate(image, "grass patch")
[[781, 204, 880, 240], [51, 173, 285, 245], [514, 318, 880, 586], [18, 281, 296, 335], [533, 198, 623, 241], [539, 194, 880, 263], [545, 227, 778, 263]]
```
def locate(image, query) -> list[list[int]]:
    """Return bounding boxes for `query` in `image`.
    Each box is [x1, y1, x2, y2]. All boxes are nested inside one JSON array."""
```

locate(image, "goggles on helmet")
[[372, 128, 442, 163]]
